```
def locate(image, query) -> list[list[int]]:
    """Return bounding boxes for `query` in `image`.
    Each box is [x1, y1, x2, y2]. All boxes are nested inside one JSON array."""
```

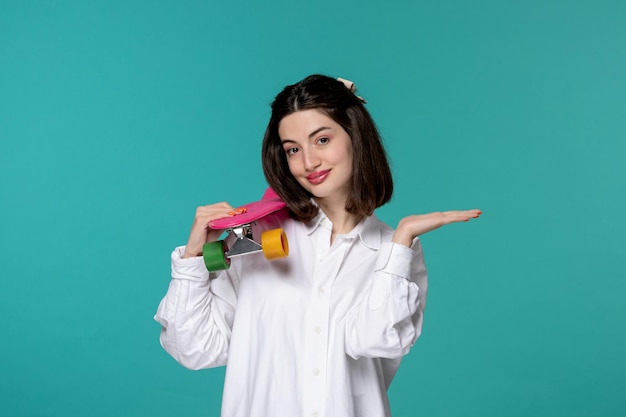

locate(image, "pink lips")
[[306, 170, 330, 185]]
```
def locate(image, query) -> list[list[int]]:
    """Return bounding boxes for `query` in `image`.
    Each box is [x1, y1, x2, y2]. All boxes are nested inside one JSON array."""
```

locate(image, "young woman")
[[155, 74, 481, 417]]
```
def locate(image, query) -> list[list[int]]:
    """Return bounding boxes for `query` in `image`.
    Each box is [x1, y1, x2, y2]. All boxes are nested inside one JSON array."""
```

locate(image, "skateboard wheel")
[[203, 240, 231, 271], [261, 228, 289, 260]]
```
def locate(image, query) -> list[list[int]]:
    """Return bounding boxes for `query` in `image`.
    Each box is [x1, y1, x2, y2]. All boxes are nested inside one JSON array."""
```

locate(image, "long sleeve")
[[344, 239, 428, 360], [154, 246, 240, 370]]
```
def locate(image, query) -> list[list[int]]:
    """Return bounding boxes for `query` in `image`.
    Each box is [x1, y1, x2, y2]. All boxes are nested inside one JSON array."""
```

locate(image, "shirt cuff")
[[374, 241, 417, 279], [171, 246, 210, 282]]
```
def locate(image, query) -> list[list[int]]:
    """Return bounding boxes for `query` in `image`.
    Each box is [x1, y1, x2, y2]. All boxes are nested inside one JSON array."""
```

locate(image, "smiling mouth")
[[306, 170, 330, 185]]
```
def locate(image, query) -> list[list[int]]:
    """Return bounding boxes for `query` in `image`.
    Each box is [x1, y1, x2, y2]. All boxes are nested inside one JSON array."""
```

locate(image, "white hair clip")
[[337, 77, 367, 104]]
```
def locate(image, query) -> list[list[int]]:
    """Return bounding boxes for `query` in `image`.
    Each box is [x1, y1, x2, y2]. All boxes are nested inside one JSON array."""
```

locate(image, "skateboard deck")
[[203, 188, 289, 272], [209, 187, 287, 230]]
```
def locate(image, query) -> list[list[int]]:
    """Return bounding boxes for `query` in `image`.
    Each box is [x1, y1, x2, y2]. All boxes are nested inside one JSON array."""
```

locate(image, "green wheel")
[[203, 240, 231, 271]]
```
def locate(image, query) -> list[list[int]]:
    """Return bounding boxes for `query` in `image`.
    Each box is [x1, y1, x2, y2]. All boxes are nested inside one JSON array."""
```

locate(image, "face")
[[278, 109, 353, 204]]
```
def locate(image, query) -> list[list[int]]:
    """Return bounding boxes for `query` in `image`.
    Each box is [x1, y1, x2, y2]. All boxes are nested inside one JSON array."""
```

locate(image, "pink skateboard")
[[202, 188, 289, 271]]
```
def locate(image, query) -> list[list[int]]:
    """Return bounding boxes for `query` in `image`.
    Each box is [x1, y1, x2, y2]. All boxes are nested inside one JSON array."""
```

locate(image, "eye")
[[317, 137, 329, 145], [284, 147, 299, 156]]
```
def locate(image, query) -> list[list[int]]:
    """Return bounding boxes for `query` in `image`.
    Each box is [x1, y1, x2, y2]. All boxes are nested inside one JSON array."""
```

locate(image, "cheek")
[[335, 144, 353, 167]]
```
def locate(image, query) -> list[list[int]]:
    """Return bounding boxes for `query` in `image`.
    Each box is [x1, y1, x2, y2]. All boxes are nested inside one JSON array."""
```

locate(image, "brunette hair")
[[262, 74, 393, 222]]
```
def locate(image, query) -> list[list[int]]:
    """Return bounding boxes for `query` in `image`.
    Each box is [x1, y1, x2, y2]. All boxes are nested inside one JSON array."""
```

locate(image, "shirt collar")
[[304, 209, 382, 250]]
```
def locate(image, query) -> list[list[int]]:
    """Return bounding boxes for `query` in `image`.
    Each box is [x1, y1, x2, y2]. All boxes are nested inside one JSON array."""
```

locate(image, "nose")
[[302, 149, 321, 171]]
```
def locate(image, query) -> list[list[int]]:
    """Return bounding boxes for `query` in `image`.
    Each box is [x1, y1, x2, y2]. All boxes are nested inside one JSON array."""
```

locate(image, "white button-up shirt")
[[155, 210, 428, 417]]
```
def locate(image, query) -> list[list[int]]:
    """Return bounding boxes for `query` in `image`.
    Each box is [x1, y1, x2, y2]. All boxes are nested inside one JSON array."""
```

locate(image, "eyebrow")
[[281, 126, 332, 144], [308, 126, 331, 138]]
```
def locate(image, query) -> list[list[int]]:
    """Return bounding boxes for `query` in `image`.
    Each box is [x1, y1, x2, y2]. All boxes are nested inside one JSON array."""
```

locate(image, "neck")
[[315, 197, 362, 236]]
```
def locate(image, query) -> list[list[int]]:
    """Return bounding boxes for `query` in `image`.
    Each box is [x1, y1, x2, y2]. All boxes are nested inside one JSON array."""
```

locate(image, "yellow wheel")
[[261, 228, 289, 260]]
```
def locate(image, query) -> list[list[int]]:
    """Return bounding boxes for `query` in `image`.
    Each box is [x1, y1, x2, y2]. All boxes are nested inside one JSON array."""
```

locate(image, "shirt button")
[[314, 326, 321, 334], [318, 287, 326, 295], [312, 412, 319, 417], [313, 368, 320, 376]]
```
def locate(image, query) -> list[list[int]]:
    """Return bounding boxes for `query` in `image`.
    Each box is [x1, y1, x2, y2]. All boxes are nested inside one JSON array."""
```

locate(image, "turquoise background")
[[1, 0, 624, 416]]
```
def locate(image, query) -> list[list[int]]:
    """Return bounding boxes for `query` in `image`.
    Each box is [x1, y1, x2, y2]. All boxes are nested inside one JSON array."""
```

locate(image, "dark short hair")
[[262, 74, 393, 222]]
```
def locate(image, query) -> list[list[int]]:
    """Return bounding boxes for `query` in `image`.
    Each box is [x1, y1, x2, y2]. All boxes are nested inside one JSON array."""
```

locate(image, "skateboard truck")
[[226, 224, 263, 257]]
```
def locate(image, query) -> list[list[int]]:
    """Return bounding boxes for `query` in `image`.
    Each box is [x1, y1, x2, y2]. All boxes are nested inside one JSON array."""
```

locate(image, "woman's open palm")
[[392, 209, 482, 247]]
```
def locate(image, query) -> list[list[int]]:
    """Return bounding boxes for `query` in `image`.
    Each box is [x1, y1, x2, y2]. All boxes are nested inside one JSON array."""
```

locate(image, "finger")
[[461, 209, 482, 219], [212, 202, 234, 209], [461, 210, 482, 222], [445, 209, 482, 216], [197, 202, 234, 213], [442, 211, 481, 223], [195, 205, 235, 218]]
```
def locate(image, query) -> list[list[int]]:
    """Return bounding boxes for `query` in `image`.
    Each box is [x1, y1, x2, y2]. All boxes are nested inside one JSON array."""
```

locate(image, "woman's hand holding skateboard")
[[183, 202, 235, 258]]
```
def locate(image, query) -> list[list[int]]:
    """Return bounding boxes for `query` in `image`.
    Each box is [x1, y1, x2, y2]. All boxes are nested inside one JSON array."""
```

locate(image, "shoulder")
[[355, 214, 395, 250], [366, 214, 395, 238]]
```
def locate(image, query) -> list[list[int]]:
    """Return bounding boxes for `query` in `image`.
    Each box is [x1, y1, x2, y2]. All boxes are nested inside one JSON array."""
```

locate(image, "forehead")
[[278, 109, 339, 139]]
